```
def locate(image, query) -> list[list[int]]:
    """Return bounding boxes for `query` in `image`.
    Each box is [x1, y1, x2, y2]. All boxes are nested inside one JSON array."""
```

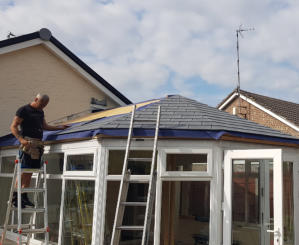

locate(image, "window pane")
[[166, 154, 208, 171], [43, 153, 64, 174], [108, 150, 152, 175], [62, 180, 95, 245], [232, 160, 260, 223], [1, 156, 16, 173], [283, 162, 294, 245], [66, 154, 93, 171], [160, 181, 210, 244], [0, 177, 12, 224], [35, 179, 62, 243], [104, 181, 154, 245]]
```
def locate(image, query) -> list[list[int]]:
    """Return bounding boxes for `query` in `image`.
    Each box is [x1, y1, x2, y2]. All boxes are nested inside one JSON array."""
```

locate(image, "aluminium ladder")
[[0, 158, 49, 245], [110, 105, 161, 245]]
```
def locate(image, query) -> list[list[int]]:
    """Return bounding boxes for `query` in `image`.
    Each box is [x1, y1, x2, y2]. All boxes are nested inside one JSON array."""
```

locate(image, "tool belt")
[[20, 137, 44, 160]]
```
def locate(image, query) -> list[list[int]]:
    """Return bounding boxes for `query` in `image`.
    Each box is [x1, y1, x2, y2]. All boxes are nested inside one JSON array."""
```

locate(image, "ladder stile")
[[0, 163, 17, 244], [17, 158, 22, 245], [26, 167, 41, 245], [142, 105, 161, 245], [43, 162, 49, 243], [110, 105, 136, 245], [110, 105, 161, 245]]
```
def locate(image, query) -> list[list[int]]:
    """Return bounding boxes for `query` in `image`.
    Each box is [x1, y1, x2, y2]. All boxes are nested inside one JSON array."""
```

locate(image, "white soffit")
[[0, 39, 42, 55], [219, 92, 299, 132]]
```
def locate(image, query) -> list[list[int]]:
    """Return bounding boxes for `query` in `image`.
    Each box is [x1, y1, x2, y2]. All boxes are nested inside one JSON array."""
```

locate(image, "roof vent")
[[39, 28, 52, 41]]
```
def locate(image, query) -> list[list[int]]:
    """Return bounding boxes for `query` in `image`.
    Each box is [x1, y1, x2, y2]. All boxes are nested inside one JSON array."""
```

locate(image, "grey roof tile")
[[59, 95, 297, 139]]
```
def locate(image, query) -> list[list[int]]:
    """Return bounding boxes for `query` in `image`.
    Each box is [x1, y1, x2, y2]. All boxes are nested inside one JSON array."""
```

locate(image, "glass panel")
[[43, 153, 64, 174], [160, 181, 210, 245], [66, 154, 93, 171], [1, 156, 16, 173], [232, 160, 261, 245], [62, 180, 95, 245], [283, 162, 294, 245], [108, 150, 152, 175], [166, 154, 208, 171], [36, 179, 62, 243], [232, 159, 275, 245], [104, 181, 154, 245], [0, 177, 12, 224]]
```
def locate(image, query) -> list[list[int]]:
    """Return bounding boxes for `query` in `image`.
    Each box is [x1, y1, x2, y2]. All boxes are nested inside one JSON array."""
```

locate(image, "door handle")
[[266, 229, 280, 236], [266, 229, 281, 244]]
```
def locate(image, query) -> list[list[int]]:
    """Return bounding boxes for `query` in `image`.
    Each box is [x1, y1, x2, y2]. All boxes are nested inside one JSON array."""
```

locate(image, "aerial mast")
[[236, 25, 254, 116]]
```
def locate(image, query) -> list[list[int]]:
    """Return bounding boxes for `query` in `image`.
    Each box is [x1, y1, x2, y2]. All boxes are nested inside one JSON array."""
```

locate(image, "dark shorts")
[[19, 150, 42, 169]]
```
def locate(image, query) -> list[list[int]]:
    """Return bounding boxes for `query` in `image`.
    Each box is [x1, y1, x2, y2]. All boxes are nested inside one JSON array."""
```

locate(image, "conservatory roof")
[[1, 95, 299, 147]]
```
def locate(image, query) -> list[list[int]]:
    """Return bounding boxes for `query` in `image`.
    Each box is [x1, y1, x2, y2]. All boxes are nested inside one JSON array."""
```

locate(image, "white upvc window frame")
[[99, 145, 156, 245], [63, 148, 98, 177], [0, 139, 101, 245], [160, 148, 213, 179], [154, 146, 219, 245], [223, 149, 283, 245], [282, 149, 299, 245]]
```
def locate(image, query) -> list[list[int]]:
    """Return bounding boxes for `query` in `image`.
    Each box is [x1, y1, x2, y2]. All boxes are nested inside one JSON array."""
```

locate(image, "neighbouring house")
[[0, 28, 131, 136], [0, 95, 298, 245], [217, 88, 299, 138]]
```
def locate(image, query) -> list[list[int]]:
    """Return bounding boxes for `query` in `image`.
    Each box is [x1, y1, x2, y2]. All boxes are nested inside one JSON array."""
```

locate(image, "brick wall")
[[223, 97, 299, 137]]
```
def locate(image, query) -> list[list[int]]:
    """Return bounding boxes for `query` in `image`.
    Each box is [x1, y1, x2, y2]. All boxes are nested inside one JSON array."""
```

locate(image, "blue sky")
[[1, 0, 299, 106]]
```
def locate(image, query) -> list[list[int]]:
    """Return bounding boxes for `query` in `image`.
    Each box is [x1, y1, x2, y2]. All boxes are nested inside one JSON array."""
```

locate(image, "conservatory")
[[0, 95, 298, 245]]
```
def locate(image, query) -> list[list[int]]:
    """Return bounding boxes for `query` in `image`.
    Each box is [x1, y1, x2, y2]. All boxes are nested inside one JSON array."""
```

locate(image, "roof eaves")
[[0, 31, 40, 48]]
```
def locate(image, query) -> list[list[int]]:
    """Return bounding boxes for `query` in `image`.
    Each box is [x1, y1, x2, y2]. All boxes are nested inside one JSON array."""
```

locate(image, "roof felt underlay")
[[1, 95, 299, 147]]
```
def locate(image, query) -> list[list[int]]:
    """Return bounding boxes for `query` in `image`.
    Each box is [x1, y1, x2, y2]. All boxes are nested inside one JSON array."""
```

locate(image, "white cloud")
[[0, 0, 299, 105]]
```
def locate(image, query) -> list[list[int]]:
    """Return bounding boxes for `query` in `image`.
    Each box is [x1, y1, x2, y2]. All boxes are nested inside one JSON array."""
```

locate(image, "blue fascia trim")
[[1, 128, 299, 148]]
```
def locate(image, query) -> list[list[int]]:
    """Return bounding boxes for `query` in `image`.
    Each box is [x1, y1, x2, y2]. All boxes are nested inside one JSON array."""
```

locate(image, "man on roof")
[[10, 93, 69, 208]]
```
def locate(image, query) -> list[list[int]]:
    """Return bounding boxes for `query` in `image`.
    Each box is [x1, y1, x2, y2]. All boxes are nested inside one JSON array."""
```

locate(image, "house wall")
[[0, 44, 119, 136], [223, 98, 299, 137]]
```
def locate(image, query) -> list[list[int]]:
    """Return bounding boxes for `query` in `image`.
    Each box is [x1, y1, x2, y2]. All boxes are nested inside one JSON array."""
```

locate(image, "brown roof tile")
[[219, 89, 299, 127]]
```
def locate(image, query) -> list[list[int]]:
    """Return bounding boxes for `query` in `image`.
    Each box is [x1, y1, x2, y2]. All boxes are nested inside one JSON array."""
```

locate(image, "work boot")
[[12, 192, 25, 208], [21, 193, 34, 207]]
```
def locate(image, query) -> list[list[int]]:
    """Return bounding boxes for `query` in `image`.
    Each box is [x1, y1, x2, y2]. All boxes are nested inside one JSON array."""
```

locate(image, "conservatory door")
[[223, 149, 283, 245]]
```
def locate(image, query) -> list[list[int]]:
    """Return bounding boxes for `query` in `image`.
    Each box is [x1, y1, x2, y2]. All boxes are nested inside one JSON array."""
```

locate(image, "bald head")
[[36, 93, 49, 102], [32, 93, 50, 110]]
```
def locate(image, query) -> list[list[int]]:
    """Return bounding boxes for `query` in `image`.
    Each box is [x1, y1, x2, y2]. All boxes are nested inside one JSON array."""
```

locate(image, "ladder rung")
[[21, 169, 43, 173], [125, 179, 150, 183], [116, 226, 144, 231], [21, 228, 47, 234], [128, 158, 152, 162], [11, 207, 45, 213], [121, 202, 147, 206], [134, 119, 156, 122], [20, 188, 45, 193], [4, 224, 33, 229]]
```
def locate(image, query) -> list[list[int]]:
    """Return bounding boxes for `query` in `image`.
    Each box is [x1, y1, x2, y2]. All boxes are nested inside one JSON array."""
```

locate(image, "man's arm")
[[10, 116, 29, 145], [43, 119, 69, 131]]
